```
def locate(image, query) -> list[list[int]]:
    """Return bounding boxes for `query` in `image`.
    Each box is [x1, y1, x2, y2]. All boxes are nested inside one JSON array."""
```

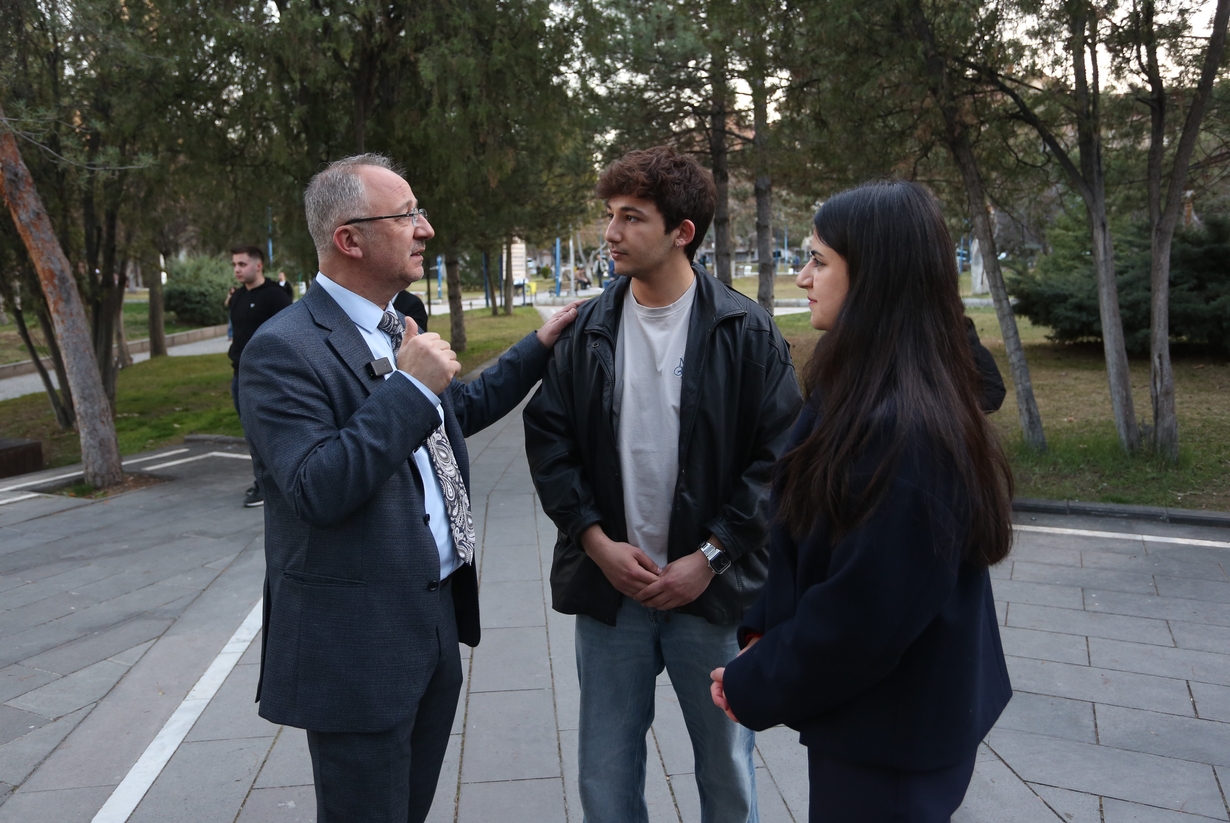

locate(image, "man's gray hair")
[[304, 154, 405, 259]]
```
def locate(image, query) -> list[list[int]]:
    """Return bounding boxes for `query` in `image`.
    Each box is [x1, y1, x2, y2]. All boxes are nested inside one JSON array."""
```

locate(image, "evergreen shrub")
[[164, 256, 232, 327], [1009, 214, 1230, 354]]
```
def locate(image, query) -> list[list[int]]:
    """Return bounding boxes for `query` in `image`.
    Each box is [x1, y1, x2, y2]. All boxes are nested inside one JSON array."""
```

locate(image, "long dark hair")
[[776, 181, 1013, 568]]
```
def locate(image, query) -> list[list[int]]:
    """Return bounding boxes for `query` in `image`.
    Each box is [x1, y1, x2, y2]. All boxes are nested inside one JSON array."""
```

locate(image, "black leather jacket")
[[523, 267, 803, 626]]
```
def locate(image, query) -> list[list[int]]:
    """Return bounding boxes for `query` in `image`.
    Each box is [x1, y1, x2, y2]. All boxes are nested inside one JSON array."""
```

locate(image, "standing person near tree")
[[228, 245, 292, 507], [276, 270, 295, 301], [524, 146, 802, 823], [710, 181, 1014, 822]]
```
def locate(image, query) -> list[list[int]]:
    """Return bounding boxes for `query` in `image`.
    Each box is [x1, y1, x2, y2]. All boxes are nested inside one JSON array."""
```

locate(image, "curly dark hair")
[[595, 147, 716, 262]]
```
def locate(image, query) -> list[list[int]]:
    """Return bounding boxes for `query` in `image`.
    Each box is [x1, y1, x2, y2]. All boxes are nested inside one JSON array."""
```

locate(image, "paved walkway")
[[0, 403, 1228, 821], [0, 336, 232, 402]]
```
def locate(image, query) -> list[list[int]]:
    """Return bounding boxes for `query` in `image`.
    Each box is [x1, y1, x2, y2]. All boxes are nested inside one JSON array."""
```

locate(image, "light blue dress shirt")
[[314, 273, 460, 580]]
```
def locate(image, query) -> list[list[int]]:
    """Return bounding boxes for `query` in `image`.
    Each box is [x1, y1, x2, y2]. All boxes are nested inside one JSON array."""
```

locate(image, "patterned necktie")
[[378, 310, 476, 565]]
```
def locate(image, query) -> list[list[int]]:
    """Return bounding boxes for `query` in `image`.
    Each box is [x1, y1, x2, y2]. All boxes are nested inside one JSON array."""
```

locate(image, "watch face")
[[709, 552, 731, 574]]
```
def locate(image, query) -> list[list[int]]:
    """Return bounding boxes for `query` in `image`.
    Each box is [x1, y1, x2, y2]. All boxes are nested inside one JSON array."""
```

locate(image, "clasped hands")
[[579, 524, 715, 613], [580, 524, 749, 724]]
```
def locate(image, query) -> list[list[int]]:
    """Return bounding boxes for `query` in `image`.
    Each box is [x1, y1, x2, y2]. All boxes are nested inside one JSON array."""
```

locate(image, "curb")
[[183, 434, 248, 446], [1013, 497, 1230, 529]]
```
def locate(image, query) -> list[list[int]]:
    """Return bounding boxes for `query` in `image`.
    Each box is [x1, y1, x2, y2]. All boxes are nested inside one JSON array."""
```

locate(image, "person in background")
[[228, 245, 292, 507], [276, 270, 295, 301], [711, 180, 1014, 822], [393, 288, 429, 333]]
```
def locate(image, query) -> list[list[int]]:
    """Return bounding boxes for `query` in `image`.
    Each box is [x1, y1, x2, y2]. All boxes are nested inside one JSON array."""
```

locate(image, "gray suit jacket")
[[239, 284, 549, 732]]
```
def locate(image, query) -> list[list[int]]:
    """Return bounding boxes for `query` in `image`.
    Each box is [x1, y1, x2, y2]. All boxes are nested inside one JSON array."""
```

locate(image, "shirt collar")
[[314, 272, 394, 334]]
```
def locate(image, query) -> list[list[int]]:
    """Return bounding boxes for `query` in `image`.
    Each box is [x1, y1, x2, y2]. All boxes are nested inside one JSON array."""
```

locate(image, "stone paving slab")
[[1, 409, 1229, 821]]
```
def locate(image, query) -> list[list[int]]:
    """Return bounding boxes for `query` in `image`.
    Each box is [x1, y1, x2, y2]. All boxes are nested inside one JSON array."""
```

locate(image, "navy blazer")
[[238, 285, 549, 733], [721, 401, 1012, 771]]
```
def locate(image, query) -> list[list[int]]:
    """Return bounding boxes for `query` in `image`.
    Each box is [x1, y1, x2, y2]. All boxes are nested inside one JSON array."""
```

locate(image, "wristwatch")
[[700, 541, 731, 575]]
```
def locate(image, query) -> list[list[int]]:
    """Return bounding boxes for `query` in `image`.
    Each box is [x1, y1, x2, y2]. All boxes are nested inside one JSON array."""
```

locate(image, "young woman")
[[711, 181, 1014, 821]]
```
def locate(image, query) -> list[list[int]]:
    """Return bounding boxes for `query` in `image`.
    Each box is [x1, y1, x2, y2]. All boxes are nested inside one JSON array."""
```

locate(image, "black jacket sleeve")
[[393, 291, 429, 334], [965, 317, 1006, 413], [447, 332, 550, 437], [704, 328, 802, 562], [523, 328, 606, 547]]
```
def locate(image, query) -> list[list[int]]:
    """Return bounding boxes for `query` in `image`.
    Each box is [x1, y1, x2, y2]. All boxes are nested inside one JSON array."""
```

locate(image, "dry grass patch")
[[776, 308, 1230, 511]]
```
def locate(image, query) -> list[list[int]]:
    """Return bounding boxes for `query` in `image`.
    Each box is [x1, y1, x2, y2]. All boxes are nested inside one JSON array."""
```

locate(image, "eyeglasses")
[[343, 208, 429, 227]]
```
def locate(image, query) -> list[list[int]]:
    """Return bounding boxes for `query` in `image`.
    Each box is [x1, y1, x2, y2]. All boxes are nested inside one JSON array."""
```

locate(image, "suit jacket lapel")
[[303, 285, 384, 393]]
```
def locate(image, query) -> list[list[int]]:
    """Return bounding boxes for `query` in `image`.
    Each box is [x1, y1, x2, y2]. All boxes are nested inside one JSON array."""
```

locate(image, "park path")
[[0, 395, 1228, 821]]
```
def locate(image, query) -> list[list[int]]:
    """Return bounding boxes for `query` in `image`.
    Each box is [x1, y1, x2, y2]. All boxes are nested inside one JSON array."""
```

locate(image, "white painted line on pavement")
[[0, 493, 42, 506], [0, 448, 191, 492], [91, 598, 263, 823], [142, 451, 250, 471], [124, 448, 191, 466], [1015, 524, 1230, 550]]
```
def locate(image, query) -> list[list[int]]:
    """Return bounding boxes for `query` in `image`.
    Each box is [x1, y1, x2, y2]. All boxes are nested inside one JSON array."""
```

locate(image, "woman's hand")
[[710, 667, 739, 724]]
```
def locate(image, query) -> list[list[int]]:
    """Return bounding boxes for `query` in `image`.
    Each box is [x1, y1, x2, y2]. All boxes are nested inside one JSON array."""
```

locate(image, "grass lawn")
[[730, 274, 803, 302], [776, 308, 1230, 511], [0, 306, 544, 470], [1, 302, 200, 365], [730, 271, 979, 298]]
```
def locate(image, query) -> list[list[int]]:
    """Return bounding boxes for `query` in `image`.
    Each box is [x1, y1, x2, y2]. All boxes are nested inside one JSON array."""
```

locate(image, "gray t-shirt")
[[613, 277, 697, 569]]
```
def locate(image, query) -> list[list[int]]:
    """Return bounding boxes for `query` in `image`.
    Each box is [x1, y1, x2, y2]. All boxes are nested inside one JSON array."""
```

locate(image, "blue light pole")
[[436, 255, 443, 300], [482, 251, 491, 308], [554, 237, 562, 297]]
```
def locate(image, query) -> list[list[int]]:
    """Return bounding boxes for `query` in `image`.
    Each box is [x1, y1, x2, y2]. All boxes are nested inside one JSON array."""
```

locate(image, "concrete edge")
[[0, 324, 228, 380], [182, 434, 248, 446], [1013, 497, 1230, 529]]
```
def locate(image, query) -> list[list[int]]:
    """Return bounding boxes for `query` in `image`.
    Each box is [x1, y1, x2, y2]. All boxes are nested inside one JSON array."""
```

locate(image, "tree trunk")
[[485, 249, 498, 317], [955, 144, 1047, 451], [709, 51, 732, 285], [751, 68, 775, 315], [1071, 13, 1141, 452], [115, 293, 132, 369], [1086, 197, 1140, 452], [503, 243, 514, 316], [1142, 0, 1230, 461], [36, 302, 75, 424], [2, 292, 72, 429], [0, 106, 122, 487], [908, 0, 1046, 450], [445, 253, 467, 352], [148, 257, 167, 357], [114, 258, 132, 368]]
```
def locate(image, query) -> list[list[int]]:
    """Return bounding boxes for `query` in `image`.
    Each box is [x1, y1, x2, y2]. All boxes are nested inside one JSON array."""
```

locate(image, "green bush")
[[164, 256, 232, 327], [1008, 213, 1230, 354]]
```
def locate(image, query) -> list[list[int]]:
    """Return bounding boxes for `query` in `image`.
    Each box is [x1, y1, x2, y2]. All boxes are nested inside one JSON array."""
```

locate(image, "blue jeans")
[[575, 599, 758, 823]]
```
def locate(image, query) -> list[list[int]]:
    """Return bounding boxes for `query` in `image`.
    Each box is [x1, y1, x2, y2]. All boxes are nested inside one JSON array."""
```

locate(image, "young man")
[[524, 147, 802, 823], [228, 245, 292, 507]]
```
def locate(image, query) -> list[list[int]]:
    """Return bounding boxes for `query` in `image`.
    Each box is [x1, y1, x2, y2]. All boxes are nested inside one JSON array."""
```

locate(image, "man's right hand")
[[397, 318, 460, 394], [581, 524, 660, 598]]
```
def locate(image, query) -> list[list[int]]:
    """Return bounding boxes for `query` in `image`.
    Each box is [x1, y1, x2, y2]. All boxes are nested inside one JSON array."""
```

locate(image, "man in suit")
[[239, 153, 578, 823]]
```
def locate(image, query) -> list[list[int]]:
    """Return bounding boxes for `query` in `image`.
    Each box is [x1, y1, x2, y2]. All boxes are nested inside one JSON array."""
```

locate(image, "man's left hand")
[[633, 549, 714, 611], [536, 300, 585, 348]]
